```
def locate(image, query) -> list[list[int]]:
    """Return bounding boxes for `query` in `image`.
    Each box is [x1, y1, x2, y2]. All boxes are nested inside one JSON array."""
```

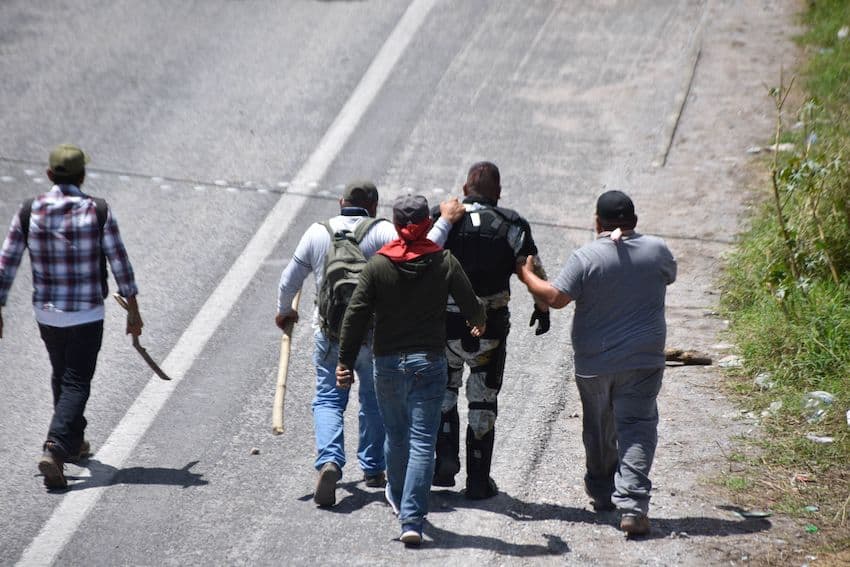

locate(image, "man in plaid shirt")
[[0, 144, 143, 489]]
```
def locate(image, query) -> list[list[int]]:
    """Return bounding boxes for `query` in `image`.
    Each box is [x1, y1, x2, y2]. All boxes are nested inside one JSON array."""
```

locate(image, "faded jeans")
[[313, 330, 385, 476], [575, 367, 663, 516], [375, 351, 446, 527]]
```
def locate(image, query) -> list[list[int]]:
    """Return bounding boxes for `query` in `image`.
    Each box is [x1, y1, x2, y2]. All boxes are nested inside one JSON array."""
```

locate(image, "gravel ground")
[[510, 1, 811, 565]]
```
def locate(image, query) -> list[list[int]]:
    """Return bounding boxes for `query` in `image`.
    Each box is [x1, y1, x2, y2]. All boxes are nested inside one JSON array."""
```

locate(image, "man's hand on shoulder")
[[439, 197, 465, 224]]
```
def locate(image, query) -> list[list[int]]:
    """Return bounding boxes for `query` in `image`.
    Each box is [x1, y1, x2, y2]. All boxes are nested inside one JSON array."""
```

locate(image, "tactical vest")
[[442, 204, 527, 297]]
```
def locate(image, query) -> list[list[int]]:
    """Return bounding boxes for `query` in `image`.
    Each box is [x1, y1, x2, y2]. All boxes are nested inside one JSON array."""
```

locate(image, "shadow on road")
[[296, 479, 387, 512], [305, 481, 570, 557], [424, 522, 571, 557], [295, 482, 771, 556], [59, 458, 208, 490], [429, 489, 772, 545]]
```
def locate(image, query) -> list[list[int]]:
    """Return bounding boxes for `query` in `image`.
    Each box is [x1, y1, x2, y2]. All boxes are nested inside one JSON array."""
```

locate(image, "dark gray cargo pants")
[[575, 367, 663, 516]]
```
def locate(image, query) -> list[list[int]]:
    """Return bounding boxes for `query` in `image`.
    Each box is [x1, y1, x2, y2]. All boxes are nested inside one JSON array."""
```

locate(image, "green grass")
[[723, 476, 752, 492], [718, 0, 850, 556], [800, 0, 850, 117]]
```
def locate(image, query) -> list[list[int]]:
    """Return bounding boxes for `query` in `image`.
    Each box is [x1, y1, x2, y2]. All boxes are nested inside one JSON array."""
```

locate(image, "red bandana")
[[377, 218, 441, 262]]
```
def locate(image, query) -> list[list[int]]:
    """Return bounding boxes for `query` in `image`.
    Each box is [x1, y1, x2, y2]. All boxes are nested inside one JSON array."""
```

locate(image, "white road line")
[[16, 1, 437, 564]]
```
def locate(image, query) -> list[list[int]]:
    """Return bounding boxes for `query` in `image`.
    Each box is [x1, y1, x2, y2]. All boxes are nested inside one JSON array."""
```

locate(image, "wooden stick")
[[272, 291, 301, 435]]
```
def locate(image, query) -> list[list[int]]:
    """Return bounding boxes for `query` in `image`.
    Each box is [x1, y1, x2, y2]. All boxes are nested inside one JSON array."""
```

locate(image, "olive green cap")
[[342, 180, 379, 206], [48, 144, 90, 177]]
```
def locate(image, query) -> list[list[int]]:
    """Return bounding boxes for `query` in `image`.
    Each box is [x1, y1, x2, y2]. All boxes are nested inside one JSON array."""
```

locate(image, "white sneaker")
[[400, 524, 422, 545]]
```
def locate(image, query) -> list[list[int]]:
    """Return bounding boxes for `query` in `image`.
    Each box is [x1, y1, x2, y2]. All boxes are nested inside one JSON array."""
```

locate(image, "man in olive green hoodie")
[[336, 194, 485, 546]]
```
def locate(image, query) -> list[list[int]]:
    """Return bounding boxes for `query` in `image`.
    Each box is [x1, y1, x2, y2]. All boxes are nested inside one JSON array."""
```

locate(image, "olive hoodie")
[[337, 249, 485, 368]]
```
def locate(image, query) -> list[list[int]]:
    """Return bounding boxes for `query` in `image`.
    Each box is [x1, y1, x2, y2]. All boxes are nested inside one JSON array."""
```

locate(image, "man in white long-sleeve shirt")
[[275, 180, 464, 507]]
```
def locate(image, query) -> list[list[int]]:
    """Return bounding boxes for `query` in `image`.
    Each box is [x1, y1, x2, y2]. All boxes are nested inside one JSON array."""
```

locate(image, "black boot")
[[465, 426, 498, 499], [433, 406, 460, 486]]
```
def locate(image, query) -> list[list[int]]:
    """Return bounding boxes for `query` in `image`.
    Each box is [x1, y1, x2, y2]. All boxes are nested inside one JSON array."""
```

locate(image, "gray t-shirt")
[[552, 233, 676, 375]]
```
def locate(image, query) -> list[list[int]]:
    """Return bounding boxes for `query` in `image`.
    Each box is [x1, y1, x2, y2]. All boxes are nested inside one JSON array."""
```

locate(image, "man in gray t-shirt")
[[516, 190, 676, 537]]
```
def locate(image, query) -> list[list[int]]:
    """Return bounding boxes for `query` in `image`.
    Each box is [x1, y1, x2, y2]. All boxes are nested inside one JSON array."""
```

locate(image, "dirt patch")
[[517, 1, 819, 565], [632, 0, 818, 564]]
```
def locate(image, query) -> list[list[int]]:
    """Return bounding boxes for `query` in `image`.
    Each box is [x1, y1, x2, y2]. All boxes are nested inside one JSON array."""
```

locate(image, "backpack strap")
[[320, 221, 335, 239], [321, 217, 382, 242], [91, 197, 109, 298], [93, 197, 108, 233], [352, 217, 381, 243], [19, 198, 35, 247]]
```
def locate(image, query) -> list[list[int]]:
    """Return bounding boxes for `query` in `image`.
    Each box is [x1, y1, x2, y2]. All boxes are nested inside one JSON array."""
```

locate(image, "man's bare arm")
[[517, 257, 572, 309]]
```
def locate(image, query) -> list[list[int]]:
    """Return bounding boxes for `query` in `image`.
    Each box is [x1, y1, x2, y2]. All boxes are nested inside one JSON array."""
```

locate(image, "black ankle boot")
[[465, 427, 497, 499], [433, 406, 460, 487]]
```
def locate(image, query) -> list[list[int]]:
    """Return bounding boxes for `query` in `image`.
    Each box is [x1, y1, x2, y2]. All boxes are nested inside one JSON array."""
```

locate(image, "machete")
[[113, 294, 171, 381]]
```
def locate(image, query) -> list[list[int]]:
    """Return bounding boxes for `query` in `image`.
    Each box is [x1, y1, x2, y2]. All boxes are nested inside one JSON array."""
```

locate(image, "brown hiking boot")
[[66, 440, 91, 464], [38, 444, 67, 490], [314, 462, 341, 507], [364, 471, 386, 488], [620, 513, 651, 536]]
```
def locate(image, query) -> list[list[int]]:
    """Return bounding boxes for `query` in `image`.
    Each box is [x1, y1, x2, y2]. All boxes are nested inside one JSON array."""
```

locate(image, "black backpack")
[[20, 196, 110, 298], [317, 218, 380, 340]]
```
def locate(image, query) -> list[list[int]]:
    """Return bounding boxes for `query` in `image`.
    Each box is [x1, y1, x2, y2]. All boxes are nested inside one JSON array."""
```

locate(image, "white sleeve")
[[361, 219, 399, 257], [277, 224, 324, 313], [427, 217, 452, 247]]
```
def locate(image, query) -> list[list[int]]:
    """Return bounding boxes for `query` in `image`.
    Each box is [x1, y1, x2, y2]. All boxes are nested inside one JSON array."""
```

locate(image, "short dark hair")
[[598, 217, 637, 231], [49, 171, 85, 187], [465, 161, 500, 198]]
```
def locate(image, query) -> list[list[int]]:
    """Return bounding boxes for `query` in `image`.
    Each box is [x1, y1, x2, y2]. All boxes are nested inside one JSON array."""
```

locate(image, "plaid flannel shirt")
[[0, 185, 138, 310]]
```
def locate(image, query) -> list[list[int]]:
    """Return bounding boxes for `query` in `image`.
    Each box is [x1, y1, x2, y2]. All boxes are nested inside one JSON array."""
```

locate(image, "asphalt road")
[[0, 1, 787, 565]]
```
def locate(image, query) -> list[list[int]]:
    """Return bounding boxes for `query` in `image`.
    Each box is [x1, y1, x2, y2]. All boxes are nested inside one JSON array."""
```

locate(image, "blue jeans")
[[38, 320, 104, 459], [312, 330, 385, 476], [375, 351, 447, 526], [575, 367, 663, 516]]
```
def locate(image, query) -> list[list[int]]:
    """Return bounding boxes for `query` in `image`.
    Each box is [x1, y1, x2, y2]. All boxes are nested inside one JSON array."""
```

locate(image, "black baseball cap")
[[596, 190, 636, 223]]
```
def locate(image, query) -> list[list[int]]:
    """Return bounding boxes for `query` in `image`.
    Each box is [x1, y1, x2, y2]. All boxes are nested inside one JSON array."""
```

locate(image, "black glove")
[[461, 333, 481, 353], [529, 306, 550, 336]]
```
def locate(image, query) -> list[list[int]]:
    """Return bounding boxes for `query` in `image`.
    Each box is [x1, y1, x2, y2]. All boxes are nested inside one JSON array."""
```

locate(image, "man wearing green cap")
[[0, 144, 142, 490]]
